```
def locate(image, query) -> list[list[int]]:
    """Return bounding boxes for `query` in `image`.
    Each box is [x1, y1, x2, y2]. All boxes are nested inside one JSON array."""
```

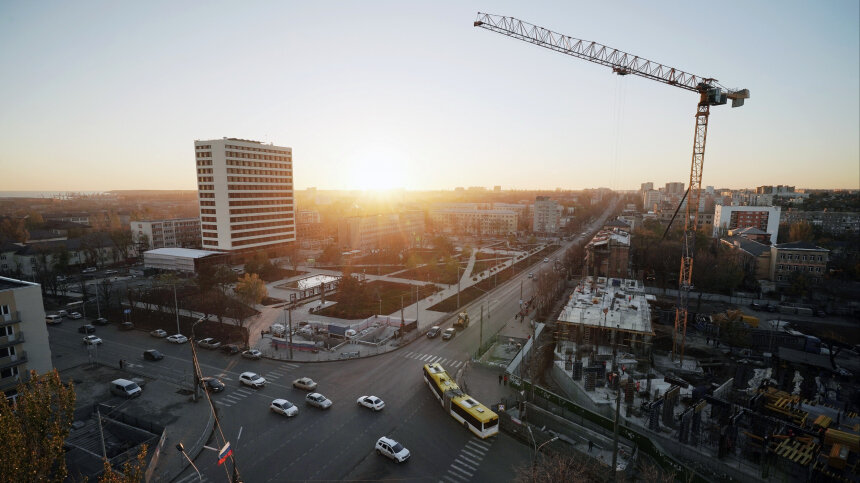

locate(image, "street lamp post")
[[190, 317, 206, 401], [173, 284, 180, 335], [533, 436, 559, 471], [175, 442, 202, 482]]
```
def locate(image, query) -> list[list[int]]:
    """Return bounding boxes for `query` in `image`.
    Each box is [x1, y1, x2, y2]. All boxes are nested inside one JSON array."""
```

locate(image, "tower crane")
[[474, 13, 749, 365]]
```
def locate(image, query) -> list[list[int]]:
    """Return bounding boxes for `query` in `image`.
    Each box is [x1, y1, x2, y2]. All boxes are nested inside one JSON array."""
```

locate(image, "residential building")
[[727, 227, 770, 244], [0, 276, 53, 400], [492, 203, 528, 217], [720, 236, 772, 281], [7, 233, 124, 277], [585, 228, 630, 279], [640, 182, 654, 192], [781, 210, 860, 234], [533, 196, 560, 234], [643, 190, 662, 212], [429, 208, 516, 237], [338, 211, 425, 251], [195, 138, 295, 261], [143, 248, 230, 274], [769, 241, 829, 285], [665, 182, 685, 196], [296, 210, 325, 249], [130, 218, 201, 250], [713, 205, 781, 244]]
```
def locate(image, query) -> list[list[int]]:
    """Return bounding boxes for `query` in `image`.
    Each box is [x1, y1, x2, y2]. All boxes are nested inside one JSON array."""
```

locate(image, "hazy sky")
[[1, 1, 858, 192]]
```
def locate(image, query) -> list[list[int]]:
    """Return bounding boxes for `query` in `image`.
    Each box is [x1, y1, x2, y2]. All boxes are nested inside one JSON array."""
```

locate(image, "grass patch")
[[315, 280, 440, 320]]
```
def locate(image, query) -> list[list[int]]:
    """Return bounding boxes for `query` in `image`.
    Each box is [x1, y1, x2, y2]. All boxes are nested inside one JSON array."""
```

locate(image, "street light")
[[175, 442, 202, 481], [533, 436, 559, 471]]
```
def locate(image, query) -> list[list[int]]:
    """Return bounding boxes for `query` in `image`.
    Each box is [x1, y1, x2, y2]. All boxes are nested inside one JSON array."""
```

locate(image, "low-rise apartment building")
[[429, 208, 516, 237], [769, 241, 829, 285], [0, 276, 53, 400], [130, 218, 202, 250]]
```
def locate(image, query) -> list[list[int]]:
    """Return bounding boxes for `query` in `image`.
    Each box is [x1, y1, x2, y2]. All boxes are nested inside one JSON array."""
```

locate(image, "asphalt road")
[[49, 202, 617, 482]]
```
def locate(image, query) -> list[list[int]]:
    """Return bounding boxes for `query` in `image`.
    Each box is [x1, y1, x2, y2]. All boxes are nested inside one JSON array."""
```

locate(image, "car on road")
[[357, 395, 385, 411], [241, 349, 262, 360], [305, 392, 332, 409], [46, 314, 63, 324], [239, 372, 266, 388], [221, 344, 240, 355], [426, 326, 441, 338], [201, 377, 225, 393], [835, 367, 853, 377], [143, 349, 164, 361], [543, 257, 549, 263], [197, 338, 222, 349], [57, 309, 68, 317], [82, 267, 97, 273], [105, 269, 118, 275], [149, 328, 167, 338], [375, 436, 410, 463], [750, 303, 762, 311], [83, 335, 102, 345], [270, 399, 298, 417], [293, 377, 318, 391], [528, 272, 534, 279], [78, 324, 96, 334], [442, 328, 456, 340], [166, 334, 188, 344], [119, 321, 134, 330], [94, 317, 109, 326], [69, 312, 83, 319]]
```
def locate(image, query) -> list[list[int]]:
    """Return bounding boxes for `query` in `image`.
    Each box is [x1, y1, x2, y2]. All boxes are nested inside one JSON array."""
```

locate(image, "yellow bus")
[[422, 363, 499, 439]]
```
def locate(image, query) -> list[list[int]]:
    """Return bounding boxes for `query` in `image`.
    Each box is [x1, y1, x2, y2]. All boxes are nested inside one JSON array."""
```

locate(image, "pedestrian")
[[588, 440, 594, 452], [504, 375, 508, 386], [499, 374, 503, 385], [706, 337, 710, 345], [119, 359, 124, 369]]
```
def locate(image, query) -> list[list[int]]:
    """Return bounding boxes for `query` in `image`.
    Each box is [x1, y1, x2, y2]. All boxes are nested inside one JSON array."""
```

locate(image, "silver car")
[[305, 392, 332, 409]]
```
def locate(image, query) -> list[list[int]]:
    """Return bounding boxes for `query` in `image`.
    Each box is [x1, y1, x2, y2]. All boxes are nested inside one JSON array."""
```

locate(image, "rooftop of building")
[[604, 219, 630, 228], [729, 226, 768, 236], [0, 275, 37, 291], [131, 217, 200, 223], [143, 247, 226, 259], [774, 241, 828, 251], [557, 277, 653, 335], [723, 236, 770, 257], [586, 229, 630, 248]]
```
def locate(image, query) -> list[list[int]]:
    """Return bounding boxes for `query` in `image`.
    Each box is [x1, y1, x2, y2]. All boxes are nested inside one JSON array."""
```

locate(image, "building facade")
[[429, 208, 516, 237], [338, 211, 425, 251], [0, 277, 53, 400], [195, 138, 295, 260], [769, 242, 829, 285], [640, 182, 654, 192], [585, 228, 630, 279], [781, 210, 860, 234], [130, 218, 201, 250], [143, 247, 230, 273], [533, 196, 560, 234], [643, 190, 662, 212], [665, 182, 685, 196], [713, 205, 781, 244]]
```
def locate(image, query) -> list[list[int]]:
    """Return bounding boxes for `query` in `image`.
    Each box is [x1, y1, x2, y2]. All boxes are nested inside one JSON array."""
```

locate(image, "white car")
[[242, 349, 262, 360], [196, 337, 221, 349], [166, 334, 188, 344], [270, 399, 298, 417], [82, 335, 103, 345], [69, 312, 83, 319], [240, 372, 266, 388], [375, 436, 410, 463], [305, 392, 332, 409], [150, 329, 168, 338], [292, 377, 318, 391], [357, 395, 385, 411]]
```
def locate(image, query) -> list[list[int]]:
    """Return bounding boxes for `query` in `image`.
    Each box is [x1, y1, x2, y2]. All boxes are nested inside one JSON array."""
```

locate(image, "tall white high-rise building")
[[194, 138, 295, 259], [533, 196, 560, 234]]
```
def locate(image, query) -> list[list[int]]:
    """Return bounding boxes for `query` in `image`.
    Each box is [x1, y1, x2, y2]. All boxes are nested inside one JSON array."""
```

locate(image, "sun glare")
[[348, 148, 409, 191]]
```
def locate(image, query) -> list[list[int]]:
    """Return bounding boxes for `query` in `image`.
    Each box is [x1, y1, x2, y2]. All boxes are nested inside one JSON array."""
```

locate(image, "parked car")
[[57, 309, 68, 317], [78, 324, 96, 334], [105, 270, 118, 275], [69, 312, 83, 320], [110, 378, 141, 398], [305, 392, 332, 409], [143, 349, 164, 361], [357, 395, 385, 411], [150, 329, 168, 338], [270, 399, 298, 417], [375, 436, 410, 463], [442, 328, 456, 340], [242, 349, 262, 360], [120, 321, 134, 330], [167, 334, 188, 344], [543, 258, 549, 263], [293, 377, 318, 391], [94, 317, 109, 326], [239, 372, 266, 388], [426, 326, 441, 338], [46, 314, 63, 324], [83, 335, 103, 345], [201, 377, 225, 393], [221, 344, 240, 355], [197, 338, 221, 349], [82, 267, 97, 273], [750, 303, 762, 311]]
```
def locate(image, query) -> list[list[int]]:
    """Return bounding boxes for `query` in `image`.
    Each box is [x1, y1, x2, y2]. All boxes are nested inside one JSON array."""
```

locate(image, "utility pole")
[[173, 284, 180, 335], [288, 304, 294, 360], [479, 305, 484, 349], [457, 265, 461, 309]]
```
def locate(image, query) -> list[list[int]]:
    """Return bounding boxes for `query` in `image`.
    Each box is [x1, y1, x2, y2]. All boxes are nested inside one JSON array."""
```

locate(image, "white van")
[[46, 314, 63, 324], [110, 379, 142, 398]]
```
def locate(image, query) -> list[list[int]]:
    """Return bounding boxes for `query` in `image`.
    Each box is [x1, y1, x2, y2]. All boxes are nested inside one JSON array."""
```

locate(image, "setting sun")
[[347, 147, 410, 190]]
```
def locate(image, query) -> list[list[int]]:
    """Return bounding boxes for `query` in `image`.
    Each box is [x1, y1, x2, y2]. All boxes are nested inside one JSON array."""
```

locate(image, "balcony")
[[0, 310, 20, 328], [0, 350, 27, 371], [0, 330, 24, 349]]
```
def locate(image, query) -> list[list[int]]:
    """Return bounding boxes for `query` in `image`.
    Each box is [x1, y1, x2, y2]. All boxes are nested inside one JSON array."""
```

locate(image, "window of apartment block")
[[1, 326, 12, 336], [0, 346, 16, 358], [0, 366, 18, 379]]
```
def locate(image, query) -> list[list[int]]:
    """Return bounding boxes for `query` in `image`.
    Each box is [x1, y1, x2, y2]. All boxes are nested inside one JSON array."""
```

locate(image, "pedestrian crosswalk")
[[402, 352, 463, 368], [214, 363, 301, 408], [440, 437, 493, 483]]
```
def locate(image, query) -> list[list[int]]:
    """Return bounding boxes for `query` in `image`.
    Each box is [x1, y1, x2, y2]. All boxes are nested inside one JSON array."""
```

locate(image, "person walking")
[[499, 374, 503, 385]]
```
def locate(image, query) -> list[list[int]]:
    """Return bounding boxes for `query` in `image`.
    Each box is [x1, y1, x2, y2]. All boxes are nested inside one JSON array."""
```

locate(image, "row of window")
[[779, 253, 823, 262], [230, 205, 292, 214], [227, 168, 291, 176], [195, 144, 212, 150], [196, 160, 213, 166], [203, 240, 218, 246], [225, 144, 290, 155], [225, 151, 289, 162], [232, 221, 293, 231], [1, 366, 18, 379], [0, 346, 16, 358], [227, 184, 292, 191], [202, 224, 217, 230], [231, 227, 294, 239], [198, 177, 214, 183], [776, 275, 821, 282], [201, 209, 216, 214], [202, 231, 217, 239], [227, 192, 292, 199], [232, 233, 294, 246], [231, 213, 294, 222], [200, 193, 214, 199], [202, 216, 216, 222], [199, 185, 214, 191], [195, 151, 212, 158], [227, 159, 290, 169], [197, 168, 213, 174], [200, 200, 215, 206], [777, 265, 822, 273], [227, 176, 292, 183]]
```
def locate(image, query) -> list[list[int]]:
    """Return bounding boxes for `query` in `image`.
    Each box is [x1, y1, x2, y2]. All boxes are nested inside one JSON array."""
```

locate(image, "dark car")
[[93, 317, 109, 326], [143, 349, 164, 361], [426, 326, 441, 339], [119, 321, 134, 330], [220, 344, 240, 355], [77, 324, 96, 334], [750, 303, 762, 311], [201, 377, 225, 393]]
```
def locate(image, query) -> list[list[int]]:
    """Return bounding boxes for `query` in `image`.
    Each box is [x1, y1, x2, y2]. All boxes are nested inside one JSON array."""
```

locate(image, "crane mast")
[[474, 13, 748, 364]]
